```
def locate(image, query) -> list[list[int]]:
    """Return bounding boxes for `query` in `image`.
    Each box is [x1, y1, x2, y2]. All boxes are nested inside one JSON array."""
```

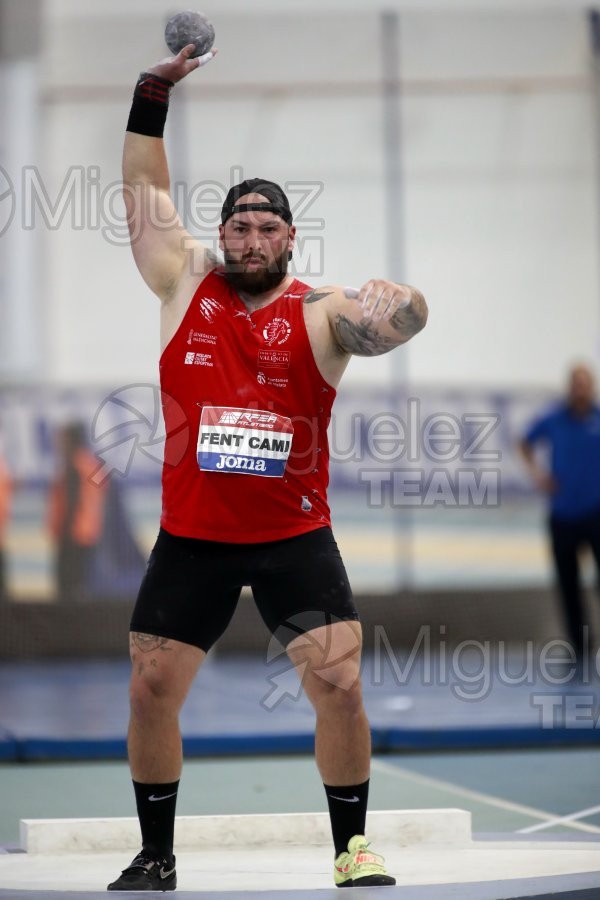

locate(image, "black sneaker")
[[107, 851, 177, 891]]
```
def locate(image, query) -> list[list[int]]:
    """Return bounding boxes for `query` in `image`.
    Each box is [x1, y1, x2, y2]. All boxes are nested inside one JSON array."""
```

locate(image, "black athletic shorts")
[[130, 526, 358, 651]]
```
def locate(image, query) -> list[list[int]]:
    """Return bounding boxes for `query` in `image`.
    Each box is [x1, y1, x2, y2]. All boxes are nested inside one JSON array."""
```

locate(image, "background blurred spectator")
[[47, 421, 146, 603], [47, 422, 107, 602], [519, 364, 600, 667]]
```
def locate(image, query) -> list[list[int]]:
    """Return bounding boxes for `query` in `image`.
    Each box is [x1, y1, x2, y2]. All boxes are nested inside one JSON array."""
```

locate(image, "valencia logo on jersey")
[[258, 350, 290, 369]]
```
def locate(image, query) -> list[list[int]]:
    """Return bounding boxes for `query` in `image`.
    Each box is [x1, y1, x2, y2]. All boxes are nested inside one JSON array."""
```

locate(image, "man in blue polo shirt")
[[519, 364, 600, 667]]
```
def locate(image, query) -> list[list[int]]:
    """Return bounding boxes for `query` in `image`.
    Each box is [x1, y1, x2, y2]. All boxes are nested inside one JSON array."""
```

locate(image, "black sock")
[[324, 779, 369, 857], [133, 779, 179, 861]]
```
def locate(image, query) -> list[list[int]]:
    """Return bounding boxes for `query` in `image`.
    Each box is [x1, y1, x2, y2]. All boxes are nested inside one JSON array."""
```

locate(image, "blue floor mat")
[[0, 653, 598, 761]]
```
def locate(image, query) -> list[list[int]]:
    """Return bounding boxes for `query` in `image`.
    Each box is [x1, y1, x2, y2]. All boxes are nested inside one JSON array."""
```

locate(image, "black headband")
[[221, 202, 292, 225], [221, 178, 293, 226]]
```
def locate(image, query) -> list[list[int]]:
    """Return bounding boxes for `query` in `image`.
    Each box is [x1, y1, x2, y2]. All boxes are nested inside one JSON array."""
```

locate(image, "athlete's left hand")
[[344, 280, 411, 322]]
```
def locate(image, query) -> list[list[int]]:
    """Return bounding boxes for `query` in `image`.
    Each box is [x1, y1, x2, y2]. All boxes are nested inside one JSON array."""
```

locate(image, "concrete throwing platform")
[[1, 810, 600, 896], [19, 809, 471, 854]]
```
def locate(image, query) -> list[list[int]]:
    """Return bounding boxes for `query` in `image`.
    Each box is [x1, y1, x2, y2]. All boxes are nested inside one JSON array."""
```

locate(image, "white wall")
[[3, 4, 598, 388], [44, 0, 600, 15], [401, 11, 599, 389]]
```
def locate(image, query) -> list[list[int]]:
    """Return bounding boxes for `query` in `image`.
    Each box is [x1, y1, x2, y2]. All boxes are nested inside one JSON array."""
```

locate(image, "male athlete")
[[108, 43, 428, 891]]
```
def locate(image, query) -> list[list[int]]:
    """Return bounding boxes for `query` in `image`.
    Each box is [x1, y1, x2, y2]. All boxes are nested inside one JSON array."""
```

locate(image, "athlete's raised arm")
[[304, 280, 428, 357], [122, 45, 218, 302]]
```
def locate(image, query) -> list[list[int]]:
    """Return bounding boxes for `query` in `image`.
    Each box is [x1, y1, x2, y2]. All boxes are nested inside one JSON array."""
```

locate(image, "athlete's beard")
[[223, 246, 289, 296]]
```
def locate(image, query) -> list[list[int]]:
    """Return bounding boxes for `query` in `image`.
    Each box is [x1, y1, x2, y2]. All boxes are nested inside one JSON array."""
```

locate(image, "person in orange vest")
[[47, 422, 107, 603], [0, 446, 12, 603]]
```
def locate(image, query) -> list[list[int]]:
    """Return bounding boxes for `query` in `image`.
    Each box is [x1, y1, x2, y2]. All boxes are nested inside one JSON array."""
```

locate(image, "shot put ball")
[[165, 10, 215, 58]]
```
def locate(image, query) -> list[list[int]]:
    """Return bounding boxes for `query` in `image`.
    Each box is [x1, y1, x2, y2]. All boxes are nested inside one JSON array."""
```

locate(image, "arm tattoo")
[[334, 315, 397, 356], [303, 289, 333, 304], [131, 632, 172, 653]]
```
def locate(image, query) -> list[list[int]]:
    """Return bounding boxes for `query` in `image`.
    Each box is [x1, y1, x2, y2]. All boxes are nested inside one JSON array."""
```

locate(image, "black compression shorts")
[[130, 526, 358, 652]]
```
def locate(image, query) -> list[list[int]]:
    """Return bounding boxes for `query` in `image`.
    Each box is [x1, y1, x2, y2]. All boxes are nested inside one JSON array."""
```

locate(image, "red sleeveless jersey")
[[159, 269, 336, 543]]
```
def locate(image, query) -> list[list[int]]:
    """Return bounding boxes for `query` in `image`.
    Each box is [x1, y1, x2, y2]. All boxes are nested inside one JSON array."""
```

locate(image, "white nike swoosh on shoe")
[[159, 865, 176, 879], [328, 795, 360, 802], [148, 792, 178, 802]]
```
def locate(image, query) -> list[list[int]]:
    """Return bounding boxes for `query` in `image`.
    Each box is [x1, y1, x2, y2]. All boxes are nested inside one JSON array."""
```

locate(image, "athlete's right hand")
[[146, 44, 218, 84]]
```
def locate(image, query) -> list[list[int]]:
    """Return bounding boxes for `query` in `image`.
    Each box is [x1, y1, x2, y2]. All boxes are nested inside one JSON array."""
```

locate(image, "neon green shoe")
[[333, 834, 396, 888]]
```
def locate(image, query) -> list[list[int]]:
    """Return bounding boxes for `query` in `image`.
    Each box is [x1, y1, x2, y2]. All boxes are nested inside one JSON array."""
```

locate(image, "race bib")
[[197, 406, 294, 477]]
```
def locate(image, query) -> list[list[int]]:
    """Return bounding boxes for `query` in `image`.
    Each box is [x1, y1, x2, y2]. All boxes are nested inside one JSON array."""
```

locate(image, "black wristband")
[[126, 72, 175, 138]]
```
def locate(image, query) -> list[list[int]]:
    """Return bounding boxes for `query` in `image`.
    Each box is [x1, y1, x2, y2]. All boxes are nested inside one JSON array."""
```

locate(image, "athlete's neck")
[[237, 275, 295, 313]]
